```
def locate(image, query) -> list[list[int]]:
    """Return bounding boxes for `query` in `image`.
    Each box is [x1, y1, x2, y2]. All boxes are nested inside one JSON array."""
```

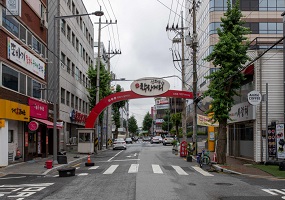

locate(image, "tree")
[[128, 115, 138, 136], [142, 112, 153, 135], [162, 111, 173, 134], [203, 0, 250, 164], [112, 84, 126, 139], [171, 112, 182, 136]]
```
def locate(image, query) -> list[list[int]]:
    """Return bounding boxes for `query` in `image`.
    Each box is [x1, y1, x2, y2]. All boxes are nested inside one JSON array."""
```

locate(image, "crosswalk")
[[53, 164, 214, 177]]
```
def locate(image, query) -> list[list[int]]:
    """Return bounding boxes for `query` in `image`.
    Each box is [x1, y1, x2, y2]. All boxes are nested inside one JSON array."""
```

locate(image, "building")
[[48, 0, 94, 151], [185, 0, 284, 162], [0, 0, 48, 166]]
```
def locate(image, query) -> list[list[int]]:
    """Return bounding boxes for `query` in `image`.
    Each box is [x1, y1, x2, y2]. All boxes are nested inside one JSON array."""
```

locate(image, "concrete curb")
[[211, 164, 242, 175]]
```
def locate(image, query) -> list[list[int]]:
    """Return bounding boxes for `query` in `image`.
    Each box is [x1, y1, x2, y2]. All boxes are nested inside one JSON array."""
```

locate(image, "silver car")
[[163, 137, 174, 145], [113, 138, 127, 150]]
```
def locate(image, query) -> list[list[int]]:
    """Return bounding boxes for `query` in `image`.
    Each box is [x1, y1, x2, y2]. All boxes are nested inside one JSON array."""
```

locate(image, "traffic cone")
[[85, 154, 94, 166]]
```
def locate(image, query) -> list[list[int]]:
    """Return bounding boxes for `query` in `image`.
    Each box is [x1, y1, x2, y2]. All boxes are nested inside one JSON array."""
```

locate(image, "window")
[[61, 19, 66, 35], [8, 130, 13, 143], [75, 96, 78, 109], [2, 8, 19, 37], [66, 91, 70, 106], [32, 80, 41, 99], [2, 64, 18, 92], [19, 73, 26, 94], [72, 2, 75, 14], [61, 52, 66, 65], [82, 101, 85, 113], [19, 24, 26, 43], [32, 37, 40, 53], [72, 32, 75, 47], [79, 99, 82, 111], [79, 71, 82, 83], [71, 94, 74, 108], [75, 67, 79, 81], [61, 88, 65, 104], [67, 58, 71, 73], [76, 38, 79, 52], [80, 43, 83, 57], [79, 132, 91, 143], [67, 25, 71, 41], [27, 77, 32, 96]]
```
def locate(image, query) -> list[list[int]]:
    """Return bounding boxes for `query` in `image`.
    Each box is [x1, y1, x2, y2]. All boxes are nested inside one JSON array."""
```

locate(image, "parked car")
[[157, 136, 163, 143], [125, 137, 133, 144], [163, 137, 174, 145], [113, 138, 127, 150], [132, 136, 138, 142], [143, 136, 151, 142], [151, 136, 160, 144]]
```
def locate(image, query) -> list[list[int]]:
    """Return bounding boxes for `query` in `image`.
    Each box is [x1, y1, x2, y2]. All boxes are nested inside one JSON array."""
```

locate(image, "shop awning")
[[242, 64, 254, 75], [32, 118, 63, 129]]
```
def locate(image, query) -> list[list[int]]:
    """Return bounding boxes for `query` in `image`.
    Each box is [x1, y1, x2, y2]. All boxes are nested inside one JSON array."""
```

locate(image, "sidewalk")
[[0, 151, 90, 177]]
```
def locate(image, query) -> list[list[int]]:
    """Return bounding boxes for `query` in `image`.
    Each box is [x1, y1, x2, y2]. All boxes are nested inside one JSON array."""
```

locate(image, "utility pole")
[[166, 10, 187, 141]]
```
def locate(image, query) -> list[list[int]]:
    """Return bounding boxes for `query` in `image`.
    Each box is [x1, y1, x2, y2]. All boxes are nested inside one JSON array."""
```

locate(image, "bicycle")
[[198, 149, 210, 168]]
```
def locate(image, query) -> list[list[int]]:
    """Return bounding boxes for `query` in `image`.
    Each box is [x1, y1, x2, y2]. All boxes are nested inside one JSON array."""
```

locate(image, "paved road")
[[0, 142, 284, 200]]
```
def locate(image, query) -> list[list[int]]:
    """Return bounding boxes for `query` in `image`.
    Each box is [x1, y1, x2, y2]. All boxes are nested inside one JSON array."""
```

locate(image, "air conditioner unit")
[[40, 19, 45, 28]]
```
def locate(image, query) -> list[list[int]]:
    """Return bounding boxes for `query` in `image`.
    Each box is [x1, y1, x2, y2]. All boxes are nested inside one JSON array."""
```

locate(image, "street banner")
[[197, 114, 219, 127], [276, 124, 285, 159], [268, 125, 276, 157]]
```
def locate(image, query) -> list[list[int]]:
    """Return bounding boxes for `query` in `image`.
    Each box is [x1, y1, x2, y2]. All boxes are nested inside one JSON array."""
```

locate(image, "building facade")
[[48, 0, 94, 151], [185, 0, 284, 162], [0, 0, 48, 166]]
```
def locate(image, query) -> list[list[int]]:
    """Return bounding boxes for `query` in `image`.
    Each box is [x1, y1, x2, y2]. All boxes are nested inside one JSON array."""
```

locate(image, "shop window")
[[19, 24, 27, 43], [2, 64, 18, 92], [8, 130, 13, 143], [2, 8, 19, 37]]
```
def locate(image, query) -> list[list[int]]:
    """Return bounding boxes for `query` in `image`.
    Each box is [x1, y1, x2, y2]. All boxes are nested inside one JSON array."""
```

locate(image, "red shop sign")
[[28, 121, 39, 131]]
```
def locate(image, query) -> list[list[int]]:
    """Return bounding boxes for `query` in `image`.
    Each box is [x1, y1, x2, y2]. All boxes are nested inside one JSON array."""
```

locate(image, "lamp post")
[[52, 11, 103, 164]]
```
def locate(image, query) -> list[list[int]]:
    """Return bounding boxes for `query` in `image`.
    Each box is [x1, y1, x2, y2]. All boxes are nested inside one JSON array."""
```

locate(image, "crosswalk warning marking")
[[172, 165, 189, 175], [152, 164, 163, 174], [128, 164, 139, 173], [103, 165, 119, 174], [78, 173, 89, 176], [192, 166, 214, 176], [88, 166, 99, 170]]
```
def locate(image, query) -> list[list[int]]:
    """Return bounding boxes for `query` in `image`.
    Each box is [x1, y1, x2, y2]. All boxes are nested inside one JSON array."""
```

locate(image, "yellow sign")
[[0, 119, 5, 128], [0, 99, 30, 122], [197, 114, 219, 127]]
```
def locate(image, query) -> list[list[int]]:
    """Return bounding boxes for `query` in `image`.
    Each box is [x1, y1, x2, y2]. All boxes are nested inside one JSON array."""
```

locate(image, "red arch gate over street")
[[85, 77, 193, 129]]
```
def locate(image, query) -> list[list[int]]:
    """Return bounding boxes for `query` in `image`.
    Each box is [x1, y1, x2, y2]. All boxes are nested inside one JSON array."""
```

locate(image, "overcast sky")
[[82, 0, 184, 126]]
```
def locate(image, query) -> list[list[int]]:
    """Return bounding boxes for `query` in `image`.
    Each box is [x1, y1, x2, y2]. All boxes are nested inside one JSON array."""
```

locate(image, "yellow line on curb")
[[72, 163, 81, 168]]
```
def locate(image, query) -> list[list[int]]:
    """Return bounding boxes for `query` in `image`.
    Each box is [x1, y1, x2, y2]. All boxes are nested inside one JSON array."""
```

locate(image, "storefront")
[[0, 99, 30, 166], [228, 102, 255, 160]]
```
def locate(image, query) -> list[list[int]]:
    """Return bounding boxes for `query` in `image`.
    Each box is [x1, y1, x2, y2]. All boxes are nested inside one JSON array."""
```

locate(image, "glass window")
[[27, 77, 32, 96], [259, 23, 267, 34], [75, 96, 78, 110], [32, 37, 40, 53], [61, 88, 65, 104], [277, 23, 283, 34], [27, 31, 32, 48], [277, 0, 285, 8], [259, 0, 267, 10], [79, 99, 82, 111], [61, 19, 66, 35], [32, 80, 41, 99], [268, 23, 277, 34], [67, 58, 71, 73], [19, 24, 26, 43], [66, 91, 70, 106], [79, 132, 91, 143], [72, 63, 75, 77], [2, 64, 18, 92], [19, 73, 26, 95], [8, 130, 13, 143], [71, 94, 74, 108], [2, 8, 19, 37]]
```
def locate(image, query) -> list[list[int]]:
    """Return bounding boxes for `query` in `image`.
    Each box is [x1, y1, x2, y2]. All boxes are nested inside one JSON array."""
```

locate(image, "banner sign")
[[197, 114, 219, 127], [268, 125, 277, 157], [228, 102, 255, 123], [6, 0, 21, 16], [29, 98, 48, 119], [0, 99, 30, 122], [130, 77, 170, 96], [276, 124, 285, 159], [7, 37, 45, 79]]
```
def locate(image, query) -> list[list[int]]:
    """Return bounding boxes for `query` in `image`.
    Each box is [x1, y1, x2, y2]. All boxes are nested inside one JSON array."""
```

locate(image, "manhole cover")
[[188, 183, 196, 186], [215, 183, 233, 186]]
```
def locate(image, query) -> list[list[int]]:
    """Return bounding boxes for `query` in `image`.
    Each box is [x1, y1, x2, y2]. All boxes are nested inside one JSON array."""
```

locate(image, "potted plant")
[[186, 142, 193, 162]]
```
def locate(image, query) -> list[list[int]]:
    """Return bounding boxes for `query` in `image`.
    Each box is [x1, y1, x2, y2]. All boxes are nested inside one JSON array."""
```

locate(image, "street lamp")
[[52, 11, 102, 164]]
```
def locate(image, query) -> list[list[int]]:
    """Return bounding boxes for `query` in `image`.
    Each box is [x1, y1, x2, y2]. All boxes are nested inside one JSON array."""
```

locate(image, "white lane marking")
[[262, 189, 285, 195], [53, 175, 59, 177], [0, 183, 54, 187], [108, 150, 123, 162], [0, 176, 26, 180], [76, 167, 80, 170], [192, 166, 214, 176], [172, 165, 188, 175], [78, 173, 89, 176], [111, 159, 140, 162], [128, 164, 139, 173], [103, 165, 119, 174], [88, 166, 99, 170], [152, 164, 163, 174]]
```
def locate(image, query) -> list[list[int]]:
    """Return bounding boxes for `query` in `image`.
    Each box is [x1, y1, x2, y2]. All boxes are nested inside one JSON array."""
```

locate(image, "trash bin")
[[46, 160, 53, 169]]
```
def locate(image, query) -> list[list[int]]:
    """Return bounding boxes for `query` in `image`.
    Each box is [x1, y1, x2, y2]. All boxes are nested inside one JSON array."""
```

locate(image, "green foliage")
[[162, 111, 173, 132], [128, 115, 138, 135], [171, 112, 182, 135], [142, 112, 153, 134]]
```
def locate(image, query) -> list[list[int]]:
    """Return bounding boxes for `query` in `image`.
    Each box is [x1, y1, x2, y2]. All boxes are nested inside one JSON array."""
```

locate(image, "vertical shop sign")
[[268, 125, 276, 157], [25, 132, 29, 147], [276, 124, 285, 159], [37, 132, 41, 154]]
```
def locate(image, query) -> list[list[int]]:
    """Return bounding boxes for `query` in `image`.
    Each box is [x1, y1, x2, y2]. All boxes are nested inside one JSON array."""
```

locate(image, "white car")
[[163, 137, 174, 145], [113, 138, 127, 150]]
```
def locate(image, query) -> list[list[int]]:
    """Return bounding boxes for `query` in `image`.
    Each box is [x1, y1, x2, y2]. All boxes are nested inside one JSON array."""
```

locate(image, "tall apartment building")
[[0, 0, 48, 166], [48, 0, 94, 151], [185, 0, 284, 162]]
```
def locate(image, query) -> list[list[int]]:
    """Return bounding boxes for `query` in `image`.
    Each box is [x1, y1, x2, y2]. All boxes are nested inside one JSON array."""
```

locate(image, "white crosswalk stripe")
[[128, 164, 139, 173], [172, 165, 189, 175], [78, 173, 88, 176], [152, 164, 163, 174], [103, 165, 119, 174], [88, 166, 99, 170], [192, 166, 214, 176]]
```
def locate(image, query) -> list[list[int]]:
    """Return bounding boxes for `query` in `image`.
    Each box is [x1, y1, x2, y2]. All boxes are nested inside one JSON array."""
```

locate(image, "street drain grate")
[[215, 183, 233, 186], [188, 183, 196, 186]]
